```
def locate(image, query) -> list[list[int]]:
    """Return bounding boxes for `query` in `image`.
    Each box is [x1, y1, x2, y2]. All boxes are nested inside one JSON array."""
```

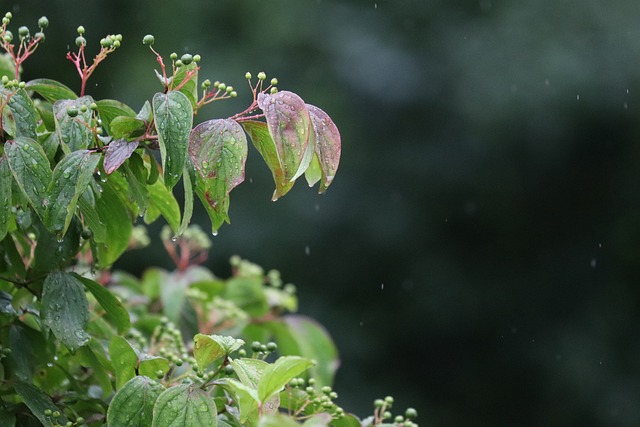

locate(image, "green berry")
[[175, 59, 183, 67], [1, 75, 9, 85], [100, 37, 112, 47], [76, 25, 85, 35], [66, 107, 78, 117], [218, 83, 226, 91], [180, 53, 193, 65], [113, 39, 120, 48], [18, 81, 25, 88], [322, 386, 332, 394], [245, 72, 252, 80], [38, 16, 49, 28], [170, 52, 178, 60], [202, 79, 211, 89], [225, 85, 234, 93], [383, 411, 392, 419], [2, 17, 9, 25], [89, 102, 98, 110], [395, 415, 404, 423], [34, 32, 45, 42], [76, 417, 85, 424], [374, 399, 385, 408], [143, 34, 155, 45], [404, 408, 418, 419], [270, 87, 278, 95], [3, 31, 12, 42], [384, 396, 394, 405], [251, 341, 262, 352], [230, 91, 237, 98], [257, 71, 266, 81], [18, 26, 29, 37], [114, 34, 122, 42], [79, 105, 88, 113], [75, 36, 86, 47], [52, 411, 61, 418], [270, 78, 278, 86], [44, 409, 52, 416], [4, 12, 12, 19], [238, 349, 247, 357], [266, 342, 277, 352], [305, 386, 315, 394], [193, 54, 201, 62]]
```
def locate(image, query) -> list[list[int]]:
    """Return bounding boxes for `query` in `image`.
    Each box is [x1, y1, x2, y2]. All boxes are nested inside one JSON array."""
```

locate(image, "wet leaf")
[[193, 334, 244, 369], [189, 119, 247, 232], [152, 91, 193, 189], [44, 150, 100, 235], [95, 99, 137, 136], [257, 91, 314, 197], [305, 104, 341, 192], [109, 336, 139, 390], [107, 376, 165, 427], [138, 354, 170, 379], [0, 155, 11, 240], [110, 116, 146, 139], [152, 383, 217, 427], [216, 378, 259, 426], [241, 121, 294, 200], [94, 180, 133, 267], [25, 78, 77, 103], [53, 96, 95, 152], [173, 62, 199, 108], [257, 356, 313, 403], [145, 176, 181, 235], [14, 382, 69, 427], [77, 187, 107, 243], [2, 87, 39, 139], [41, 271, 90, 353], [32, 218, 82, 274], [104, 138, 139, 174], [74, 273, 131, 334], [4, 136, 52, 221]]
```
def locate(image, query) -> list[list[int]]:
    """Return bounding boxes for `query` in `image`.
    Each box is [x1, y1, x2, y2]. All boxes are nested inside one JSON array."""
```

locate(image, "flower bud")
[[257, 71, 266, 81], [76, 25, 85, 35], [180, 53, 193, 65], [143, 34, 155, 45], [245, 72, 252, 80], [18, 26, 29, 38], [38, 16, 49, 28], [75, 36, 86, 47]]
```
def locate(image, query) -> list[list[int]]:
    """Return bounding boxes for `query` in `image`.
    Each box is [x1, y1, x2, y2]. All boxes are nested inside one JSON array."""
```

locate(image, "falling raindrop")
[[304, 246, 310, 256]]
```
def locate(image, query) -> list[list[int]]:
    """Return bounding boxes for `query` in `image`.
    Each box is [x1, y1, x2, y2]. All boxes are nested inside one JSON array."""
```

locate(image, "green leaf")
[[138, 354, 171, 379], [173, 62, 199, 108], [179, 163, 194, 236], [330, 414, 361, 427], [193, 334, 244, 369], [53, 96, 95, 152], [109, 336, 139, 390], [231, 358, 268, 387], [94, 180, 133, 267], [189, 119, 247, 233], [8, 322, 49, 381], [306, 104, 341, 193], [41, 271, 91, 352], [145, 177, 181, 234], [74, 273, 131, 333], [0, 155, 11, 241], [104, 139, 139, 174], [256, 91, 314, 198], [32, 216, 82, 274], [43, 150, 100, 235], [107, 376, 165, 427], [0, 53, 13, 80], [258, 356, 313, 403], [77, 344, 114, 396], [95, 99, 137, 136], [2, 87, 39, 139], [77, 187, 107, 243], [269, 316, 339, 388], [152, 383, 217, 427], [241, 121, 294, 201], [217, 378, 259, 426], [4, 136, 52, 221], [257, 414, 300, 427], [109, 116, 146, 139], [0, 404, 16, 427], [14, 382, 69, 427], [152, 91, 193, 189], [25, 78, 78, 103]]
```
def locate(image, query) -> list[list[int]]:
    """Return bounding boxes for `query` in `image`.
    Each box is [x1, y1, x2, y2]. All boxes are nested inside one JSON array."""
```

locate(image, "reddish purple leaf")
[[306, 104, 341, 192], [104, 139, 139, 174]]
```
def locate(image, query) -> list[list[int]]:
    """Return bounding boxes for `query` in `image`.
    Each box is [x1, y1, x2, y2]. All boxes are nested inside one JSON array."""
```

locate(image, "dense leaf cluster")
[[0, 12, 416, 427]]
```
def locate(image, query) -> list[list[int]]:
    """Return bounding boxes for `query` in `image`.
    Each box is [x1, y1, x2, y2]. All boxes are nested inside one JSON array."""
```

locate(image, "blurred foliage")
[[6, 0, 640, 425]]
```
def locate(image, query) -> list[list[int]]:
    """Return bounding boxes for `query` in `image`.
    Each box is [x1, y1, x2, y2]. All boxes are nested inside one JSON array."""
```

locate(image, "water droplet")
[[304, 246, 310, 256]]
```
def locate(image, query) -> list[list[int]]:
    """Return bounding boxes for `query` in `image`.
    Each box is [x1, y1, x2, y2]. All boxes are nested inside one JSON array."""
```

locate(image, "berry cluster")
[[0, 12, 48, 80], [372, 396, 418, 427], [285, 378, 346, 420]]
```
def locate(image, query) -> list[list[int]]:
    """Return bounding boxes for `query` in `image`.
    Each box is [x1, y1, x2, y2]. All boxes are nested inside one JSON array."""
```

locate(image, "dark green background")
[[9, 0, 640, 425]]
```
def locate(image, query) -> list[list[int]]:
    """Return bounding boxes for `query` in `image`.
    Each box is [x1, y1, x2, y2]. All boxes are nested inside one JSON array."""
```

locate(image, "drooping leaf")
[[189, 119, 247, 233], [104, 139, 139, 174], [52, 96, 95, 152], [120, 157, 150, 215], [137, 100, 153, 122], [94, 180, 133, 267], [145, 177, 181, 234], [216, 378, 260, 426], [4, 136, 52, 221], [257, 356, 314, 403], [305, 104, 341, 192], [241, 121, 295, 200], [43, 150, 100, 235], [74, 273, 131, 334], [95, 99, 137, 136], [109, 116, 146, 139], [193, 334, 244, 370], [14, 382, 69, 427], [77, 187, 107, 243], [2, 87, 39, 139], [152, 91, 193, 189], [152, 383, 217, 427], [138, 354, 171, 379], [179, 163, 194, 236], [107, 376, 165, 427], [8, 322, 49, 381], [109, 336, 139, 390], [77, 344, 114, 396], [32, 218, 82, 274], [0, 155, 11, 240], [256, 91, 314, 196], [25, 78, 78, 103], [41, 271, 90, 353], [268, 315, 339, 387]]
